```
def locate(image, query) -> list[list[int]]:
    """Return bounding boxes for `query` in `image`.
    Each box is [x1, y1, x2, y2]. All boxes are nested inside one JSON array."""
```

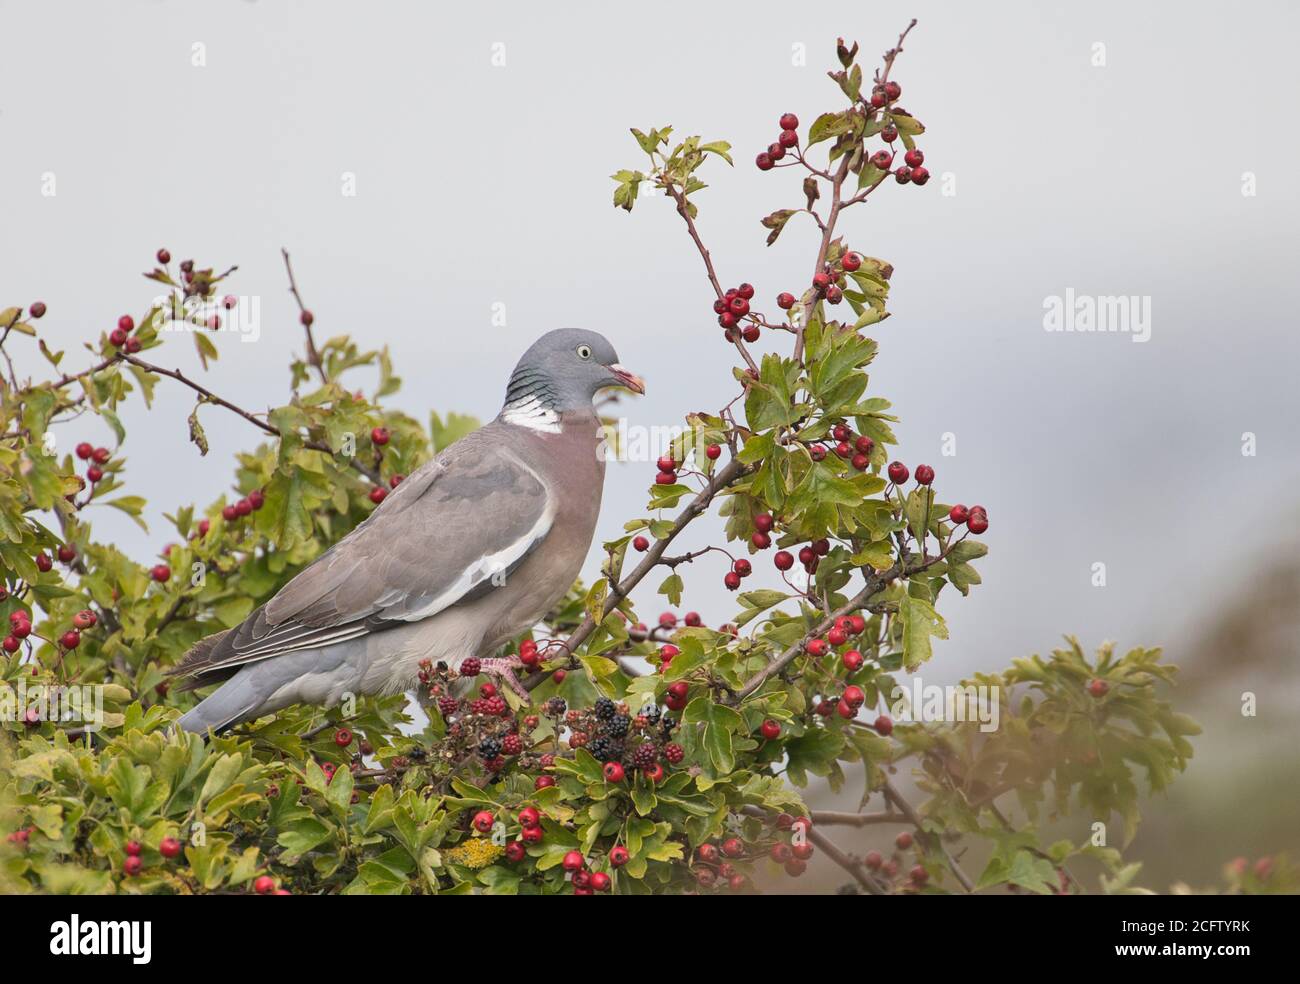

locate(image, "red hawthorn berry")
[[609, 845, 630, 868], [3, 636, 20, 653], [369, 486, 387, 504], [156, 249, 171, 264], [721, 837, 744, 859], [828, 626, 848, 647], [724, 571, 742, 591], [755, 152, 773, 171], [741, 324, 760, 343], [713, 298, 728, 315], [967, 513, 988, 534], [333, 727, 353, 747], [949, 504, 969, 525], [109, 328, 129, 348], [234, 497, 253, 517], [728, 296, 750, 317], [299, 310, 314, 327], [843, 685, 865, 707], [904, 148, 924, 167], [826, 285, 843, 304], [93, 446, 111, 464], [725, 287, 738, 300], [850, 614, 866, 634], [371, 427, 390, 446], [884, 80, 902, 100], [776, 291, 795, 310], [590, 871, 612, 892], [632, 535, 650, 553], [843, 650, 864, 672], [810, 444, 827, 461], [603, 761, 625, 783], [696, 867, 717, 887], [813, 538, 830, 556], [505, 841, 526, 862], [659, 643, 680, 664], [812, 271, 831, 291], [871, 150, 893, 170], [785, 858, 808, 877], [221, 505, 238, 521], [833, 423, 852, 442], [915, 464, 935, 485], [882, 124, 899, 142], [851, 453, 870, 471], [854, 435, 874, 455], [518, 806, 541, 828], [472, 810, 495, 833], [770, 843, 793, 863], [206, 314, 221, 331], [254, 875, 276, 894], [248, 489, 266, 510], [1088, 679, 1109, 698], [222, 294, 237, 310], [125, 840, 142, 856], [123, 855, 143, 877], [836, 699, 855, 719], [733, 558, 752, 578], [806, 638, 828, 657], [58, 544, 76, 563], [684, 611, 702, 626], [60, 630, 80, 649], [705, 443, 722, 460], [910, 166, 930, 186], [562, 850, 585, 872], [910, 865, 929, 886], [117, 314, 135, 333], [521, 825, 545, 844], [719, 311, 736, 330], [151, 564, 171, 583], [534, 775, 556, 791], [159, 837, 182, 859], [895, 166, 912, 184], [778, 128, 799, 149], [659, 611, 678, 628], [865, 850, 884, 870], [768, 141, 786, 161], [11, 622, 31, 640], [835, 440, 852, 459], [797, 546, 816, 566], [883, 860, 899, 877], [30, 301, 47, 318], [34, 553, 52, 573], [896, 831, 914, 850], [751, 531, 771, 549], [815, 700, 834, 716], [645, 762, 666, 783], [76, 442, 94, 460], [655, 472, 677, 485], [760, 719, 781, 740], [779, 112, 799, 130], [842, 251, 862, 272], [887, 461, 909, 484], [773, 550, 795, 572], [870, 90, 887, 108], [753, 513, 775, 533], [552, 668, 566, 683], [874, 714, 894, 736]]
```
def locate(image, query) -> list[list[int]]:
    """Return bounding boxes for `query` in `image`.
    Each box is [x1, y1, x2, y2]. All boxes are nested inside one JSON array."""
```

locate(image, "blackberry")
[[660, 716, 676, 733], [479, 737, 502, 760], [408, 746, 427, 761], [594, 697, 616, 720], [632, 742, 659, 768], [589, 736, 615, 761], [545, 697, 567, 717], [607, 714, 631, 737], [644, 704, 661, 724]]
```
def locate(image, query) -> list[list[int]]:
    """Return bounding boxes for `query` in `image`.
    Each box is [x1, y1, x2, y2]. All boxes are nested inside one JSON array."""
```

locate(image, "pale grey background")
[[3, 0, 1298, 886]]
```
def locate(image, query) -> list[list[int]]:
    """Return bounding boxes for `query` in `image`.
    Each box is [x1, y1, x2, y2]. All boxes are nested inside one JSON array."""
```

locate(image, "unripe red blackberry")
[[460, 657, 481, 677]]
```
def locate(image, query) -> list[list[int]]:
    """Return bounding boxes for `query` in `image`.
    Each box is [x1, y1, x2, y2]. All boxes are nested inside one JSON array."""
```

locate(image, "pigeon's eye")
[[576, 344, 593, 360]]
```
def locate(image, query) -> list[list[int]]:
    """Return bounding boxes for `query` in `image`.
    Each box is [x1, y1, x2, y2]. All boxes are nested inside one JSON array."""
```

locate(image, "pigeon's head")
[[504, 328, 645, 413]]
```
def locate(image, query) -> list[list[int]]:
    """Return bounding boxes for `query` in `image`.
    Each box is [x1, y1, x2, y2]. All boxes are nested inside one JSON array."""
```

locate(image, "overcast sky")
[[3, 0, 1298, 684]]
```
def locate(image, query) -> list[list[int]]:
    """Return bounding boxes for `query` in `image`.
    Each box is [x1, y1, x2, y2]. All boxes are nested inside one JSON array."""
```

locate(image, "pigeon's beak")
[[608, 363, 646, 395]]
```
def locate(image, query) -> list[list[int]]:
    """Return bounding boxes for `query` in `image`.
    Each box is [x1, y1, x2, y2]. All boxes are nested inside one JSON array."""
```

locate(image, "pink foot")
[[478, 657, 529, 700]]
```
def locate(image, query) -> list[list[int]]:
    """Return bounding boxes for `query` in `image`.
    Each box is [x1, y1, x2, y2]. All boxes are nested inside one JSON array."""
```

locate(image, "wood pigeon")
[[173, 329, 644, 733]]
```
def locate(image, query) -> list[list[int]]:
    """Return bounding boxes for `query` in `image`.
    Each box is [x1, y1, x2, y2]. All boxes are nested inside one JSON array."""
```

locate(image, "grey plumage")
[[175, 328, 643, 733]]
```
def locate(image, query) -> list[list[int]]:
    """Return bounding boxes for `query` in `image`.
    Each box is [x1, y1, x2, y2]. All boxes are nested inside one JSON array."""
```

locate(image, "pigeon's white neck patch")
[[501, 394, 561, 434]]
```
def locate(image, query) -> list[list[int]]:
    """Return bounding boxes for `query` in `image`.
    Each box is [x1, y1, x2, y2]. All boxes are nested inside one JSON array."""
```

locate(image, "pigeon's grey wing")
[[174, 433, 554, 683]]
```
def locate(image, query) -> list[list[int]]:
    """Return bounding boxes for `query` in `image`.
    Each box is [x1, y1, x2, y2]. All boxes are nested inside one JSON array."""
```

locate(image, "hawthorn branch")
[[811, 809, 907, 826], [807, 827, 888, 895], [281, 248, 327, 384]]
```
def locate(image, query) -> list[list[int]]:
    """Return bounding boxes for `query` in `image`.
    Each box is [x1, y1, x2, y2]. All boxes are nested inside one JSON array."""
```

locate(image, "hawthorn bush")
[[0, 25, 1288, 896]]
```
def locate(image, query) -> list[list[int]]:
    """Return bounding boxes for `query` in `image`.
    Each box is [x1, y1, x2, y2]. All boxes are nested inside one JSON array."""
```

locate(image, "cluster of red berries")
[[773, 536, 831, 577], [695, 813, 814, 890], [713, 282, 762, 344], [3, 609, 33, 654], [561, 850, 613, 894], [74, 441, 112, 486], [107, 313, 143, 353], [861, 829, 929, 889], [368, 426, 394, 503], [947, 502, 988, 535], [755, 112, 800, 171], [653, 453, 680, 486], [220, 488, 266, 523], [120, 834, 189, 878], [862, 79, 931, 186]]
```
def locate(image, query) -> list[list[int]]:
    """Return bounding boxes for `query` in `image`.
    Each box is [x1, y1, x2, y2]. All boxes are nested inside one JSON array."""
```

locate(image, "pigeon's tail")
[[176, 670, 264, 734]]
